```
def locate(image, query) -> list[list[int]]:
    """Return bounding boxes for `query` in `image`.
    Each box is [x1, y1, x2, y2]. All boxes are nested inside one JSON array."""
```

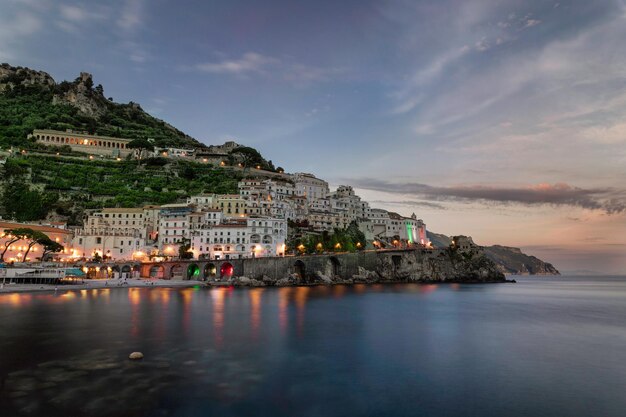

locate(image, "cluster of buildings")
[[1, 171, 430, 263]]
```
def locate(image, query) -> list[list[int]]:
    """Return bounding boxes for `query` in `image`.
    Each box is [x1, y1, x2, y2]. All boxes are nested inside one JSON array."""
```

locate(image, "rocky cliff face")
[[373, 248, 506, 283], [483, 245, 560, 275], [426, 231, 560, 275], [227, 248, 507, 288], [51, 71, 107, 118], [0, 64, 55, 92]]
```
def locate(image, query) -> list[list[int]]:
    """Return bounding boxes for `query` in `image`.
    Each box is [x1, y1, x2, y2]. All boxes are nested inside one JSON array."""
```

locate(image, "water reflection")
[[211, 287, 226, 348], [180, 288, 193, 334], [249, 288, 264, 338], [278, 287, 291, 333], [128, 288, 141, 337], [1, 278, 626, 417]]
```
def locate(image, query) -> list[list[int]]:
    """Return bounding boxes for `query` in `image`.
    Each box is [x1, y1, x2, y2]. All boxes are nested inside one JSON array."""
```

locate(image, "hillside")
[[483, 245, 560, 275], [0, 63, 203, 149], [0, 154, 242, 225], [426, 231, 560, 275]]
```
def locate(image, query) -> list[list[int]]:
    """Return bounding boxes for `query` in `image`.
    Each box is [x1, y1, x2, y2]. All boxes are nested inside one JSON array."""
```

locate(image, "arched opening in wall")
[[220, 262, 234, 279], [204, 263, 217, 279], [294, 260, 306, 281], [187, 264, 200, 280], [392, 255, 402, 277], [121, 265, 131, 278], [111, 265, 121, 276], [132, 264, 140, 273], [170, 264, 183, 279], [250, 234, 261, 244], [330, 256, 340, 277], [149, 265, 164, 279], [262, 235, 272, 244]]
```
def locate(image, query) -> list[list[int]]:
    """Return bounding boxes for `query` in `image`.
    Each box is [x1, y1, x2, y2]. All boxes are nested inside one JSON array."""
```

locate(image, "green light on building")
[[406, 222, 413, 244]]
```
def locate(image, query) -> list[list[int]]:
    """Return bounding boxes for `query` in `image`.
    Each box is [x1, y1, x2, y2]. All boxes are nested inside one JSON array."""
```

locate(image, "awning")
[[65, 268, 86, 277]]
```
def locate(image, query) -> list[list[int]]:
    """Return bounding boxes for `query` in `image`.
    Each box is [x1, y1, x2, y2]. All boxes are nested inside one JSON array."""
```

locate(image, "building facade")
[[31, 129, 133, 157]]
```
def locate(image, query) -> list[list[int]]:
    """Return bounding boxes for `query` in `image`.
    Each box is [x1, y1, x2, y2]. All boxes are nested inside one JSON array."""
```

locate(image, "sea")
[[1, 276, 625, 417]]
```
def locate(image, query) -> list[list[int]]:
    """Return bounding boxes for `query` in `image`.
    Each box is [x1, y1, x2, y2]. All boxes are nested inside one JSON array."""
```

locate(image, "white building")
[[158, 204, 194, 247], [187, 194, 217, 208], [292, 173, 330, 202], [190, 216, 287, 259], [72, 208, 148, 260]]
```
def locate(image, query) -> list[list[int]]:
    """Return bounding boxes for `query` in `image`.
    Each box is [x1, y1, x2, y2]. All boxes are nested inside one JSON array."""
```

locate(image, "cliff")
[[0, 63, 202, 149], [482, 245, 560, 275], [426, 231, 560, 275]]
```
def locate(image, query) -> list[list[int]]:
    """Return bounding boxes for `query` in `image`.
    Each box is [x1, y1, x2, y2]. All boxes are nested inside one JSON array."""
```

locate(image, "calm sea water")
[[1, 276, 626, 417]]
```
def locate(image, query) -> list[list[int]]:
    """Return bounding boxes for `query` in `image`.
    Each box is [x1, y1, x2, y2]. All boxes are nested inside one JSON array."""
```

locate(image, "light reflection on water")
[[0, 277, 626, 417]]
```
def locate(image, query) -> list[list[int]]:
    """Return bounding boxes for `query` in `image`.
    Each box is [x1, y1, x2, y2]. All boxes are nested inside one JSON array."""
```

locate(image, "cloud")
[[475, 38, 490, 52], [193, 52, 278, 75], [59, 5, 87, 21], [7, 12, 41, 37], [283, 64, 346, 84], [350, 179, 626, 214], [59, 4, 109, 22], [190, 52, 345, 84], [369, 200, 448, 210], [117, 0, 143, 31], [524, 18, 542, 28]]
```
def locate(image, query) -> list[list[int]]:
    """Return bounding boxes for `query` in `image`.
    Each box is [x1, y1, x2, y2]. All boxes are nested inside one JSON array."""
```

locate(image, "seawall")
[[139, 248, 507, 285]]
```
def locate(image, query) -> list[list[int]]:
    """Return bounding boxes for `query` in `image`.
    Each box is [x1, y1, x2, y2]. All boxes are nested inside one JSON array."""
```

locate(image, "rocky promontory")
[[427, 231, 559, 275]]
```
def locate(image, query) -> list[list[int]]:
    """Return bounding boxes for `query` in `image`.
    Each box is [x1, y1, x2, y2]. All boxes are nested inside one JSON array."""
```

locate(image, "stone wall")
[[139, 248, 506, 285]]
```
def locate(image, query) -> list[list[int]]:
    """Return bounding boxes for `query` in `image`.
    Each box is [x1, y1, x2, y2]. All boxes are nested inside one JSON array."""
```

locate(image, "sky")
[[1, 0, 625, 274]]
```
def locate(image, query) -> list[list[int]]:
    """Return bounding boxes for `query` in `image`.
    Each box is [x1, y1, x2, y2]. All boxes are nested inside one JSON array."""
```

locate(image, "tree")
[[0, 229, 28, 261], [126, 138, 155, 160], [0, 228, 36, 261], [22, 230, 48, 261], [2, 182, 58, 221], [181, 165, 196, 180], [228, 146, 264, 168], [178, 238, 193, 259], [39, 238, 64, 261]]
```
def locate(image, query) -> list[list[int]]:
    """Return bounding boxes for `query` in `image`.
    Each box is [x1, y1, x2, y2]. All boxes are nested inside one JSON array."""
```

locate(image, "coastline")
[[0, 278, 202, 294], [0, 276, 516, 294]]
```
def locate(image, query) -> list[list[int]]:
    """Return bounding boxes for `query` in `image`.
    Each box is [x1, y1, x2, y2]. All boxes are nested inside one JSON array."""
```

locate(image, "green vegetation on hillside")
[[1, 155, 242, 224], [0, 69, 201, 149], [289, 222, 367, 254]]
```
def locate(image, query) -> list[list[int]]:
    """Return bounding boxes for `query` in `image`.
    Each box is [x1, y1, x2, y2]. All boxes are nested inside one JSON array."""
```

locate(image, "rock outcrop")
[[427, 231, 559, 275], [51, 72, 107, 118], [0, 63, 55, 92], [482, 245, 560, 275]]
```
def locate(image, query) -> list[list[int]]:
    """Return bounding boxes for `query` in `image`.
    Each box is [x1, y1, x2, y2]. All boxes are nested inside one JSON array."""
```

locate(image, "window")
[[96, 237, 102, 244]]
